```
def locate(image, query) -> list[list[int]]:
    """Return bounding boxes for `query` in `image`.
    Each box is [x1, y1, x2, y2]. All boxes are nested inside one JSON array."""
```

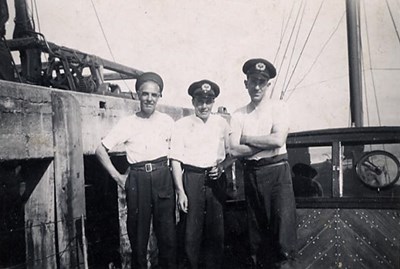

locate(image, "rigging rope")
[[362, 0, 382, 126], [361, 3, 370, 127], [285, 11, 345, 101], [368, 67, 400, 70], [385, 0, 400, 46], [32, 0, 41, 33], [270, 0, 304, 99], [361, 48, 371, 127], [279, 8, 285, 45], [280, 0, 325, 100], [89, 0, 133, 92], [90, 0, 116, 61], [281, 2, 307, 100], [273, 1, 296, 64]]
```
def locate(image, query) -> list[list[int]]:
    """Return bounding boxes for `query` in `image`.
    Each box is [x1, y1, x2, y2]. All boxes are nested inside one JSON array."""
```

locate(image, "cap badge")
[[201, 83, 211, 92], [255, 62, 266, 71]]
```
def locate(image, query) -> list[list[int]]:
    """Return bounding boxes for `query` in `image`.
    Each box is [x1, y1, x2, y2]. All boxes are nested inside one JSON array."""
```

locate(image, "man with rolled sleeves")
[[95, 72, 176, 268], [170, 79, 231, 269], [230, 58, 297, 268]]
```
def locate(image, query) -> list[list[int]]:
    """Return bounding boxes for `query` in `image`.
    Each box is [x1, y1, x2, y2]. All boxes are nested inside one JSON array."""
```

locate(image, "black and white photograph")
[[1, 0, 400, 268]]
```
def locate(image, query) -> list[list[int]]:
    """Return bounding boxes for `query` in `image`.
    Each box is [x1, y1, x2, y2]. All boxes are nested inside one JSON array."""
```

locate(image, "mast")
[[346, 0, 363, 127], [0, 0, 15, 81], [13, 0, 41, 83]]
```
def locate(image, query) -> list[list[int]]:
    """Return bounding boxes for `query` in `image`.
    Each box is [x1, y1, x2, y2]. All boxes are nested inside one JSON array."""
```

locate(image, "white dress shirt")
[[170, 114, 231, 168], [102, 111, 174, 164]]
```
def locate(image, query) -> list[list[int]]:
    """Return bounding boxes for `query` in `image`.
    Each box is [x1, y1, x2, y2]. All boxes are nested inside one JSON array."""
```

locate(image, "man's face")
[[137, 81, 161, 116], [192, 96, 214, 121], [245, 75, 270, 103]]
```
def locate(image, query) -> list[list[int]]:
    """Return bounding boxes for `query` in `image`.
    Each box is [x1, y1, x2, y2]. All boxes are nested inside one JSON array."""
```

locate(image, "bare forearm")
[[230, 144, 263, 158], [241, 134, 286, 149], [209, 155, 236, 180], [220, 154, 236, 170], [95, 144, 121, 179], [230, 130, 264, 158], [171, 160, 185, 193], [171, 159, 188, 212]]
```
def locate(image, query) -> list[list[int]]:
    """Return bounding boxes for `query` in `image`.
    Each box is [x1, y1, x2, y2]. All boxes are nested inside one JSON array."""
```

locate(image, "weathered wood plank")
[[340, 209, 399, 266], [337, 222, 394, 269], [295, 208, 400, 269], [369, 209, 400, 236], [51, 91, 86, 268], [296, 219, 336, 268], [298, 243, 338, 269], [297, 209, 336, 249], [0, 81, 53, 160], [25, 161, 57, 269]]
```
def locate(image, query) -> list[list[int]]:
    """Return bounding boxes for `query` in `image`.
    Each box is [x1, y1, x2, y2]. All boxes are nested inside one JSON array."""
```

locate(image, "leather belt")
[[243, 153, 288, 168], [130, 156, 169, 173], [182, 164, 212, 175]]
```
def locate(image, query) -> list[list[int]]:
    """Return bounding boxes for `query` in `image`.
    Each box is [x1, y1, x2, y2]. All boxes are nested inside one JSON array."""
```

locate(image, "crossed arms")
[[229, 122, 289, 158]]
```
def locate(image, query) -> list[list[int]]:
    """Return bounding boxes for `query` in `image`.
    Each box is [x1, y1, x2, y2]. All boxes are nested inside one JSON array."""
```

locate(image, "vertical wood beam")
[[51, 92, 86, 268], [332, 142, 343, 197], [25, 162, 57, 269]]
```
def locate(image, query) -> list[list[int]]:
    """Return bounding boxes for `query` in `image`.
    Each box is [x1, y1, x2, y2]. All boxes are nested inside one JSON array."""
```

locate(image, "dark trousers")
[[179, 170, 226, 269], [125, 166, 177, 269], [243, 161, 297, 268]]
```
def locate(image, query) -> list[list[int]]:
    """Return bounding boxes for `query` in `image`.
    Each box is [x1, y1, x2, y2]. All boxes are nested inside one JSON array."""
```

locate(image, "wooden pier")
[[0, 79, 191, 268]]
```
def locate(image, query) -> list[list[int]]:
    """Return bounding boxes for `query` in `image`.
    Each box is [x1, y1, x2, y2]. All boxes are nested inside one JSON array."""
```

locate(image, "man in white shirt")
[[170, 79, 231, 269], [230, 58, 297, 269], [95, 72, 176, 269]]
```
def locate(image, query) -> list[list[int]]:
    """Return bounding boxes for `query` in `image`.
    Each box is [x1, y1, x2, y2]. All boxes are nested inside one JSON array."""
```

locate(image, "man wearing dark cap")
[[170, 79, 231, 268], [230, 58, 297, 268], [95, 72, 176, 268]]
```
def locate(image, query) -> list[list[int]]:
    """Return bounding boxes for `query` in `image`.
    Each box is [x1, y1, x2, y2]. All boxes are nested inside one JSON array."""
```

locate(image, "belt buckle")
[[145, 163, 153, 173]]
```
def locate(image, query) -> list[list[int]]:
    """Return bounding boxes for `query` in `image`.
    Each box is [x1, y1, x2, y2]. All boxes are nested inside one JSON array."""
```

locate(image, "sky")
[[5, 0, 400, 131]]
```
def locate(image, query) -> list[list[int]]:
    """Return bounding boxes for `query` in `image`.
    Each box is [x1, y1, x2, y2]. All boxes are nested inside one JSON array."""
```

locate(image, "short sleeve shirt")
[[101, 111, 174, 164], [170, 114, 231, 168], [231, 99, 290, 160]]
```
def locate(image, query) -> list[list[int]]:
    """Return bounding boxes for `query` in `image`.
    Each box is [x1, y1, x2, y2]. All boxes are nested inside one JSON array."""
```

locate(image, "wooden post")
[[332, 141, 342, 197], [24, 162, 57, 268], [81, 215, 89, 269], [1, 81, 56, 268], [51, 91, 86, 268]]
